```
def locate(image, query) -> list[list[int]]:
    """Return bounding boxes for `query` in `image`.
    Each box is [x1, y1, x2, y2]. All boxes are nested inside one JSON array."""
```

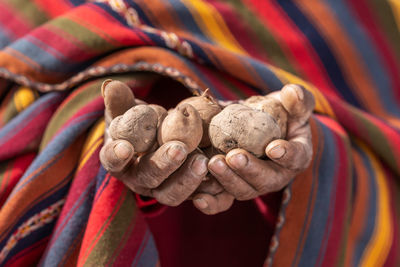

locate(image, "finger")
[[225, 149, 290, 194], [194, 176, 224, 195], [209, 155, 258, 200], [133, 141, 188, 189], [193, 192, 234, 215], [280, 84, 315, 124], [266, 126, 313, 171], [100, 140, 136, 174], [152, 153, 208, 206], [102, 79, 136, 121]]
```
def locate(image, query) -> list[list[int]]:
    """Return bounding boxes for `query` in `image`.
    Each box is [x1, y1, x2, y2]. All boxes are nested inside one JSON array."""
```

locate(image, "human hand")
[[199, 84, 315, 206], [99, 80, 209, 207]]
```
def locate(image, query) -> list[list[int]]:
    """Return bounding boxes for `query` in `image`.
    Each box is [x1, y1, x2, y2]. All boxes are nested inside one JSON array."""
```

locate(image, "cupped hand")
[[99, 81, 209, 207], [203, 84, 315, 204]]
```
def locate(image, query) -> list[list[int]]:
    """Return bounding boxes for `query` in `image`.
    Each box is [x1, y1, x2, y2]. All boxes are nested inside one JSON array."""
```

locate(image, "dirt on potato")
[[109, 105, 158, 153], [209, 104, 281, 157], [158, 103, 203, 152]]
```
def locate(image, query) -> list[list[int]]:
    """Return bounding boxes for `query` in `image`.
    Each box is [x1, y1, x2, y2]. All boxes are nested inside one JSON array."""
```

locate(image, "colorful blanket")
[[0, 0, 399, 266]]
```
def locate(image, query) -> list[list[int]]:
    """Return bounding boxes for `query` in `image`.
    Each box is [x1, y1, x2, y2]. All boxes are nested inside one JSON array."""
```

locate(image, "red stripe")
[[3, 236, 49, 267], [0, 3, 32, 39], [204, 0, 270, 63], [245, 0, 340, 99], [78, 178, 126, 266], [31, 27, 97, 62], [0, 100, 61, 161], [346, 0, 400, 103], [34, 0, 74, 18], [0, 153, 36, 207], [70, 4, 147, 47]]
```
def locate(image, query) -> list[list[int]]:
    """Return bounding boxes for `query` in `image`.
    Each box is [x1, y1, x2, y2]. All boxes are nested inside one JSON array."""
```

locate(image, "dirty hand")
[[99, 81, 209, 207], [201, 84, 315, 206]]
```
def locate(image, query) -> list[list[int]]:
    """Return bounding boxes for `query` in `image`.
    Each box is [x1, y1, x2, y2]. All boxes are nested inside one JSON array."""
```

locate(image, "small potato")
[[158, 103, 203, 152], [148, 104, 168, 128], [244, 96, 288, 138], [209, 104, 281, 157], [109, 105, 158, 153], [178, 93, 222, 147], [102, 79, 136, 119]]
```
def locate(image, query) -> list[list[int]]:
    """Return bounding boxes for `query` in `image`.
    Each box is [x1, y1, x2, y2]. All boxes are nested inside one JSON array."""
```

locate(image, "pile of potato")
[[104, 79, 288, 158]]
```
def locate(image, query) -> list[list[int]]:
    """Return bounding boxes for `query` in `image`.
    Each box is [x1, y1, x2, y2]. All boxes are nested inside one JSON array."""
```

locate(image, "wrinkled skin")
[[100, 82, 314, 215]]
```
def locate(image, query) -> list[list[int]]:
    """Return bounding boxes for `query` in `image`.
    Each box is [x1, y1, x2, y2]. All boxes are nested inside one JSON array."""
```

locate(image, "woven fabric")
[[0, 0, 399, 266]]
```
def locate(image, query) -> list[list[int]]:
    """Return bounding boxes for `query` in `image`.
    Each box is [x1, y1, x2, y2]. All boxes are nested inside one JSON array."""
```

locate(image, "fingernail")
[[288, 84, 304, 101], [194, 198, 208, 209], [192, 156, 208, 176], [229, 153, 248, 169], [114, 142, 132, 160], [168, 144, 186, 162], [269, 145, 286, 159], [209, 158, 226, 174]]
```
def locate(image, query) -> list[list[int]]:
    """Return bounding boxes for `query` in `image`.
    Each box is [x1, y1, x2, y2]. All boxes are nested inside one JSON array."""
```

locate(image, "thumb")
[[102, 79, 136, 123]]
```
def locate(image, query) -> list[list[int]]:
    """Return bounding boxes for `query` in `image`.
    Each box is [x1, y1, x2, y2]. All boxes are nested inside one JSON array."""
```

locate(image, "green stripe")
[[50, 18, 116, 52], [227, 0, 298, 75], [356, 110, 399, 175], [368, 0, 400, 61], [5, 0, 49, 27], [83, 190, 138, 266]]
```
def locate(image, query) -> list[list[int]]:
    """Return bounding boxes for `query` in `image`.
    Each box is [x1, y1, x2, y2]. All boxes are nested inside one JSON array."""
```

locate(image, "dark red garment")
[[136, 77, 282, 267], [136, 192, 282, 267]]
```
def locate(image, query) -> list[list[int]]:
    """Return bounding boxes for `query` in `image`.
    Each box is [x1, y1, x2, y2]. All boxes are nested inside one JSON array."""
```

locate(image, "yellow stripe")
[[78, 119, 105, 170], [13, 87, 36, 112], [182, 0, 246, 54], [388, 0, 400, 31], [269, 65, 335, 118], [359, 143, 393, 266]]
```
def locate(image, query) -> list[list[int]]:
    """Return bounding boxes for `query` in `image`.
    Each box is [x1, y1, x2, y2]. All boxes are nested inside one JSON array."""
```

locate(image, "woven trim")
[[0, 199, 65, 263], [0, 62, 203, 94]]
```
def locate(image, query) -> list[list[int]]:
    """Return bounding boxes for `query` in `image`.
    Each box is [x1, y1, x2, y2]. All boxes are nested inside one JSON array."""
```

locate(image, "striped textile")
[[0, 0, 399, 266]]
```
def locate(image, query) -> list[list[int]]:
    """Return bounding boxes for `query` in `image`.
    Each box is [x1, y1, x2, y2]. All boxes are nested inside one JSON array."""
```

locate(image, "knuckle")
[[142, 176, 162, 188], [158, 193, 182, 207]]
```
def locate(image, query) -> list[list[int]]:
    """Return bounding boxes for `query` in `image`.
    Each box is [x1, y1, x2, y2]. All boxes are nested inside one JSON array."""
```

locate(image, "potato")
[[244, 96, 288, 138], [102, 79, 135, 119], [148, 104, 167, 128], [157, 103, 203, 152], [209, 104, 281, 157], [178, 92, 222, 147], [109, 105, 158, 153]]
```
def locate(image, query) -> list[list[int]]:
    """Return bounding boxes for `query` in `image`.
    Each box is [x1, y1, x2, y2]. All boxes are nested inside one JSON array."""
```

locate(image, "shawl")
[[0, 0, 399, 266]]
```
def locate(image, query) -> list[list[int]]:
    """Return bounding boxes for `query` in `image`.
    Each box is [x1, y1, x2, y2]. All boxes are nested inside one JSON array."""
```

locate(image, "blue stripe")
[[276, 0, 361, 108], [0, 92, 64, 145], [297, 122, 337, 266], [135, 230, 159, 267], [39, 180, 95, 267], [352, 146, 377, 266], [0, 27, 12, 49], [168, 0, 211, 43], [8, 110, 102, 199], [10, 38, 78, 74], [125, 0, 155, 27], [324, 0, 400, 116], [0, 176, 72, 253], [93, 2, 131, 27]]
